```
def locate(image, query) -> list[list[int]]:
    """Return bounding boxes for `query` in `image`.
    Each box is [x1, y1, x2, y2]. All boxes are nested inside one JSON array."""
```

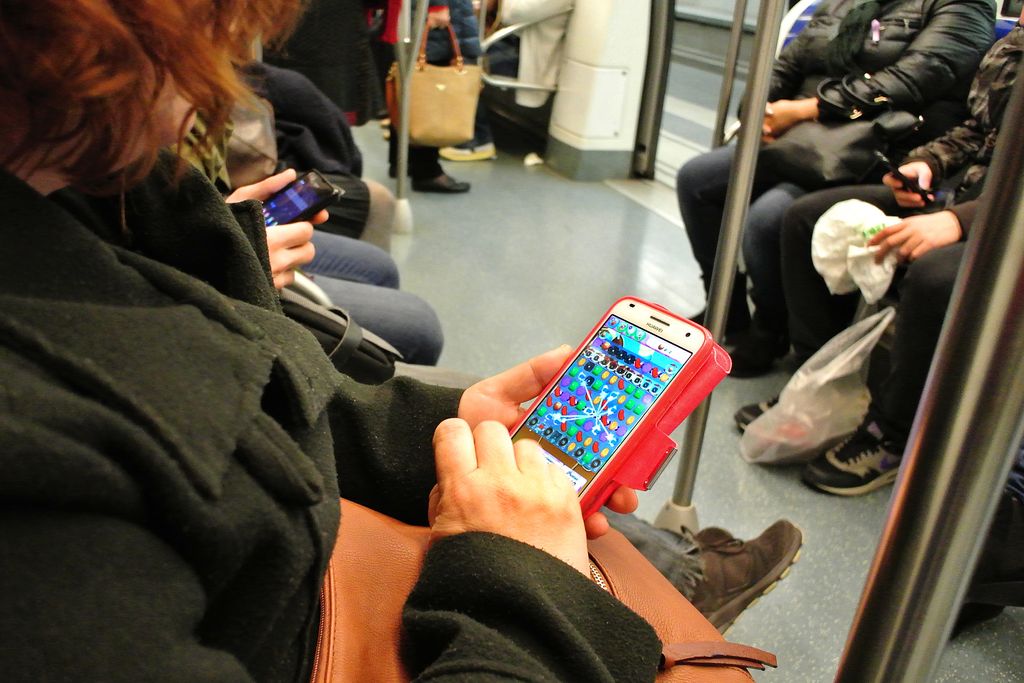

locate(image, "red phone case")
[[510, 297, 732, 519]]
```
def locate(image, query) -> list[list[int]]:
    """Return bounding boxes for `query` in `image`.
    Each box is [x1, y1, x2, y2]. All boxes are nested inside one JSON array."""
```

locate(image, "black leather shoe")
[[412, 174, 471, 193], [729, 323, 789, 378]]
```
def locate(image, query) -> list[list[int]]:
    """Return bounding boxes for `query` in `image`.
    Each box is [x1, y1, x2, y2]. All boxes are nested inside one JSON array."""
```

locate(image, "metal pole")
[[655, 0, 786, 534], [392, 0, 430, 233], [395, 0, 429, 199], [835, 74, 1024, 683], [632, 0, 675, 178], [711, 0, 749, 148]]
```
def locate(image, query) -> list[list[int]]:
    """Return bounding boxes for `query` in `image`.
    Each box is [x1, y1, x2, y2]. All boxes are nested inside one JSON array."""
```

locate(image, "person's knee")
[[901, 248, 959, 307], [363, 179, 395, 251], [400, 297, 445, 366], [676, 151, 722, 202], [780, 194, 821, 253], [365, 248, 400, 289]]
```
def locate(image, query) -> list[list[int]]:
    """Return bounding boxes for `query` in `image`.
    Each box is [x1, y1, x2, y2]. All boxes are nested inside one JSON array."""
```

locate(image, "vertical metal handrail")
[[835, 74, 1024, 683], [656, 0, 786, 533], [632, 0, 675, 178], [711, 0, 749, 148], [395, 0, 430, 201]]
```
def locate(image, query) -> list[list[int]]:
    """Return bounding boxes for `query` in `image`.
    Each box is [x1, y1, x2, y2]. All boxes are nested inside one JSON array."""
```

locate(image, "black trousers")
[[781, 185, 965, 446], [387, 128, 443, 181]]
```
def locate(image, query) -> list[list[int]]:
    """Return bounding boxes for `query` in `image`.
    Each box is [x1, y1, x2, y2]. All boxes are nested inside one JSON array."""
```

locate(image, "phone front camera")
[[685, 332, 691, 337], [628, 303, 635, 307]]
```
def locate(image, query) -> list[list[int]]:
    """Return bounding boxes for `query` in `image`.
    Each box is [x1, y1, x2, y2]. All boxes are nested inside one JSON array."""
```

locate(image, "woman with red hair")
[[0, 1, 654, 680]]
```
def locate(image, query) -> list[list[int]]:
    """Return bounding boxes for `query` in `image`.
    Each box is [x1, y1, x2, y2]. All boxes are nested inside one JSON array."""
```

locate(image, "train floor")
[[352, 105, 1022, 679]]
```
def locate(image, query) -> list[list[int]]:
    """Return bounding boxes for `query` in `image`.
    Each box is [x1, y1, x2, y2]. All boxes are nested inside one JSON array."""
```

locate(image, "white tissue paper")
[[811, 199, 900, 304]]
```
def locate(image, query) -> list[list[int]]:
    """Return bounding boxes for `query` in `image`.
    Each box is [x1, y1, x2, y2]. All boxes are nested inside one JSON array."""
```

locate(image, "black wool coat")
[[0, 158, 660, 681]]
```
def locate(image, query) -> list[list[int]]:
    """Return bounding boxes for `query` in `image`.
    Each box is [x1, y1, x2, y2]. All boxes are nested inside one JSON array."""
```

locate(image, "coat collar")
[[0, 165, 329, 500]]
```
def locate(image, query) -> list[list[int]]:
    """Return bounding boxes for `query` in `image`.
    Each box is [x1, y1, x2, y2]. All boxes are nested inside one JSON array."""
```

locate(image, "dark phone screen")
[[262, 174, 336, 227], [511, 315, 693, 493]]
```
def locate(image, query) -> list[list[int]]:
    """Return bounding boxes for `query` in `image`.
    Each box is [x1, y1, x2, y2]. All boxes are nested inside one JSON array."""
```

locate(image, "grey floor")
[[351, 63, 1023, 680]]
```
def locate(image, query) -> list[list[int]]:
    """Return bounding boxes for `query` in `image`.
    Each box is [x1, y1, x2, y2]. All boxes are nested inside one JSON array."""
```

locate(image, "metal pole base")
[[654, 500, 700, 535], [393, 198, 414, 235]]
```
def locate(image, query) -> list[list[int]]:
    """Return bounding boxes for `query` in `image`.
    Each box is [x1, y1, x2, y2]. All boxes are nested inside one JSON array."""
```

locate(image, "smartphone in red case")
[[510, 297, 731, 518]]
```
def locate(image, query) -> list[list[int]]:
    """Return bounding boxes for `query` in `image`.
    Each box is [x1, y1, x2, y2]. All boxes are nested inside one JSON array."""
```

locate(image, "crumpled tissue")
[[811, 199, 900, 304]]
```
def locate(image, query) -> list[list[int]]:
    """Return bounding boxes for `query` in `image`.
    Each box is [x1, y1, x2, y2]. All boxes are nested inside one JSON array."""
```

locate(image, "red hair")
[[0, 0, 305, 191]]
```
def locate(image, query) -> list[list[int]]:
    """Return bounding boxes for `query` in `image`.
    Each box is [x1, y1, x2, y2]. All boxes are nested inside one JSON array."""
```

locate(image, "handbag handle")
[[417, 23, 465, 71], [817, 74, 892, 121]]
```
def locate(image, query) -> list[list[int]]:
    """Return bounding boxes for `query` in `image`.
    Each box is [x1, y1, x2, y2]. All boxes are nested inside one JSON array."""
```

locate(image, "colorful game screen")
[[512, 315, 694, 493], [262, 176, 324, 227]]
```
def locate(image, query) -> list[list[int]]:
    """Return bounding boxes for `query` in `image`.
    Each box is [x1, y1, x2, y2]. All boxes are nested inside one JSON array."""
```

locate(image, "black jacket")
[[905, 22, 1024, 233], [0, 158, 660, 681], [771, 0, 996, 143]]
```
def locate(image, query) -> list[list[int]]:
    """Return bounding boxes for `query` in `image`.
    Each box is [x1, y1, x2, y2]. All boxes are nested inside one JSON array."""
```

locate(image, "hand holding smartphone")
[[510, 298, 731, 518], [875, 151, 932, 203], [262, 170, 343, 227]]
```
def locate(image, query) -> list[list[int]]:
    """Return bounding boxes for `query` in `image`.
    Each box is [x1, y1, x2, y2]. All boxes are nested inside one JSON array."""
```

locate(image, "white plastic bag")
[[739, 307, 895, 464], [811, 199, 899, 304]]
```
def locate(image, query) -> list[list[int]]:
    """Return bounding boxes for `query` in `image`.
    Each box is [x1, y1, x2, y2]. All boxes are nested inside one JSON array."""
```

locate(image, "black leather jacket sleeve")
[[846, 0, 995, 110], [769, 0, 995, 110]]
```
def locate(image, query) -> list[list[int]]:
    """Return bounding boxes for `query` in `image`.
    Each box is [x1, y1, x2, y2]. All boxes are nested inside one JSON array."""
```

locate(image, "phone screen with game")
[[511, 311, 697, 495], [262, 171, 342, 227]]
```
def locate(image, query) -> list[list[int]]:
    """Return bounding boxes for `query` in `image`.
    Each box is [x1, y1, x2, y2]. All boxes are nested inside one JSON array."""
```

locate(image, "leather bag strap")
[[660, 642, 778, 672], [417, 23, 464, 69]]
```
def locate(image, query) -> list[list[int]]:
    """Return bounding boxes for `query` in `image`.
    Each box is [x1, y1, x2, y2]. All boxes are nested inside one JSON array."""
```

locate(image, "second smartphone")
[[262, 170, 344, 227]]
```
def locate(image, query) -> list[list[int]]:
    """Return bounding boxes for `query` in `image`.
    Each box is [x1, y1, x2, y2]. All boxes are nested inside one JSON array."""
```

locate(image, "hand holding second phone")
[[428, 419, 591, 576], [226, 169, 330, 289], [883, 161, 934, 209]]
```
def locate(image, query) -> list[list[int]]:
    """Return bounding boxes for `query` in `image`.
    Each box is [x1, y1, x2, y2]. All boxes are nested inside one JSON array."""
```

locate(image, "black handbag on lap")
[[280, 288, 402, 384], [758, 76, 922, 190]]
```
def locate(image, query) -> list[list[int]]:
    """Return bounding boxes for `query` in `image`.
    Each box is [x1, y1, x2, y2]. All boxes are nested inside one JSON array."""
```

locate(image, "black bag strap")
[[325, 306, 365, 367], [279, 288, 402, 384]]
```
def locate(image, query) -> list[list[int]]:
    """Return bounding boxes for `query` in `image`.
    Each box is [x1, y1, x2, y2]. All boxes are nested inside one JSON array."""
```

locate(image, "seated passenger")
[[485, 0, 573, 109], [737, 17, 1023, 495], [226, 169, 445, 365], [676, 0, 994, 376], [0, 1, 664, 678], [181, 109, 445, 366]]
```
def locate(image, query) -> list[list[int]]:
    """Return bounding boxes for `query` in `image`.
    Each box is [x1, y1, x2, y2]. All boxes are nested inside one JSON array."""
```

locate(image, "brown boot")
[[689, 520, 803, 631]]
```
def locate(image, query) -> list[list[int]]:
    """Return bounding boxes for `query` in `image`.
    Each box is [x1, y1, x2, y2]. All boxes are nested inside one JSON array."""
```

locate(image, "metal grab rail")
[[654, 0, 787, 534], [835, 72, 1024, 683], [710, 0, 749, 148], [475, 3, 571, 93], [633, 0, 675, 178], [392, 0, 431, 233]]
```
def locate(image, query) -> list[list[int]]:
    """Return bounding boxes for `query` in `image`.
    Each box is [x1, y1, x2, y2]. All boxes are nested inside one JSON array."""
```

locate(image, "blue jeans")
[[308, 232, 398, 288], [676, 145, 807, 334], [304, 231, 444, 365]]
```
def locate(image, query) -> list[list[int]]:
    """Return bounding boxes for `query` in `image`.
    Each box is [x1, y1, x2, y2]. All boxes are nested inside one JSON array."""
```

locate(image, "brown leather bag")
[[311, 500, 776, 682], [385, 25, 482, 148]]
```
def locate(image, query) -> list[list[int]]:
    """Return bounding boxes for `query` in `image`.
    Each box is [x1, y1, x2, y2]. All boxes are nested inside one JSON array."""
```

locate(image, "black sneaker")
[[734, 396, 779, 433], [801, 421, 902, 496]]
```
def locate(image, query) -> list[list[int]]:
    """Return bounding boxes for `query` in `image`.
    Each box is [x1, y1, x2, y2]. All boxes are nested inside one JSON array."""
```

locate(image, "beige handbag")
[[386, 25, 482, 148]]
